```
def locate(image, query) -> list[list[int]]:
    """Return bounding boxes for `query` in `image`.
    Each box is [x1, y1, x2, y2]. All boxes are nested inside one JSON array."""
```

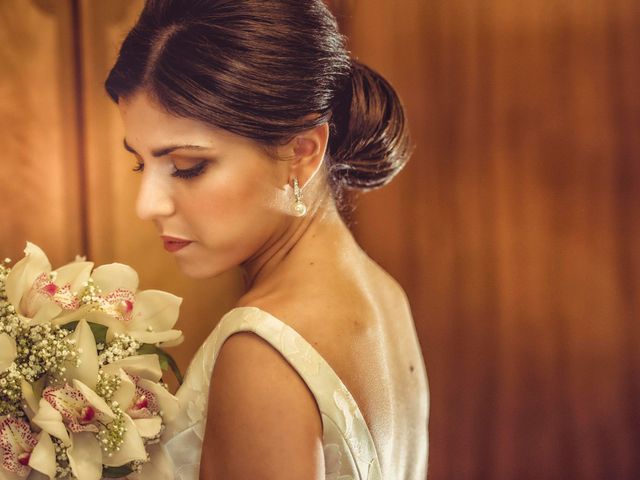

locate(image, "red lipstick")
[[161, 236, 193, 252]]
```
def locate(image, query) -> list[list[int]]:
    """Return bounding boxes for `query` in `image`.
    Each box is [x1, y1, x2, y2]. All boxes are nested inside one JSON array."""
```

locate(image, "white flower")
[[103, 354, 179, 426], [0, 334, 17, 374], [0, 417, 55, 480], [32, 379, 147, 478], [124, 371, 177, 437], [39, 382, 115, 437], [0, 416, 37, 478], [56, 263, 183, 346], [4, 243, 93, 323]]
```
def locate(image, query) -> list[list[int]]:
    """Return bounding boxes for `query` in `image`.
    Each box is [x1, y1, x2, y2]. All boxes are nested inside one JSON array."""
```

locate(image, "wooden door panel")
[[0, 0, 82, 265]]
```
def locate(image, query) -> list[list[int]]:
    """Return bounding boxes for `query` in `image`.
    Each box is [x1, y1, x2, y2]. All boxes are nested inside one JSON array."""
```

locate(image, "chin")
[[176, 253, 238, 280], [174, 259, 229, 280]]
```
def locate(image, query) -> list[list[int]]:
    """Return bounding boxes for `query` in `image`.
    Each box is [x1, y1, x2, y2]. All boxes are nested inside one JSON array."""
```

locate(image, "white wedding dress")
[[132, 306, 382, 480]]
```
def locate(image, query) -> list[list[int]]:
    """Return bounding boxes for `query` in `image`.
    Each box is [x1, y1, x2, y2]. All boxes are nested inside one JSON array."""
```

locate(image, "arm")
[[199, 331, 325, 479]]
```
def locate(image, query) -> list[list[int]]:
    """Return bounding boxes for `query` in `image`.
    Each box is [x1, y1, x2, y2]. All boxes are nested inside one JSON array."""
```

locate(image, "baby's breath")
[[53, 437, 73, 479], [99, 332, 141, 366], [77, 278, 103, 307], [130, 456, 150, 474], [96, 370, 122, 403], [0, 364, 24, 417], [14, 323, 77, 381], [98, 403, 127, 454]]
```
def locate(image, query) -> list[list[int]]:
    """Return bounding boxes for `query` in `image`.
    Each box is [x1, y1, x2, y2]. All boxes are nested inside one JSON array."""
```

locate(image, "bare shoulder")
[[200, 330, 325, 479]]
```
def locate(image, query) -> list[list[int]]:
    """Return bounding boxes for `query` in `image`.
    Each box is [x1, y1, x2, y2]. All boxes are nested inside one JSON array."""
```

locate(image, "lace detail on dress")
[[134, 306, 383, 480]]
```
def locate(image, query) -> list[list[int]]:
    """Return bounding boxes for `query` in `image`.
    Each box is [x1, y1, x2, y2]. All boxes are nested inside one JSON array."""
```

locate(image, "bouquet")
[[0, 243, 183, 480]]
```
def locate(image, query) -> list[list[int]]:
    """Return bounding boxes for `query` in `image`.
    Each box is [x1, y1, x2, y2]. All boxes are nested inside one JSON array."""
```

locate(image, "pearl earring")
[[292, 177, 307, 217]]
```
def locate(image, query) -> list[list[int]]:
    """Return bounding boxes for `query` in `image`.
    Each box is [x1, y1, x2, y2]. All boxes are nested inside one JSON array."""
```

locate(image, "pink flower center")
[[17, 452, 30, 466], [43, 283, 58, 296], [117, 300, 134, 315], [80, 406, 95, 423], [135, 395, 149, 410]]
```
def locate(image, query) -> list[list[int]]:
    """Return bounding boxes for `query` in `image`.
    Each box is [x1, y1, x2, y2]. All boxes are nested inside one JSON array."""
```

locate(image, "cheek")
[[179, 166, 286, 235]]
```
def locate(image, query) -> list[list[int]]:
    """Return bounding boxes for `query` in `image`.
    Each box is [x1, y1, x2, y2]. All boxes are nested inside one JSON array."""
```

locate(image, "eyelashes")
[[131, 160, 209, 179]]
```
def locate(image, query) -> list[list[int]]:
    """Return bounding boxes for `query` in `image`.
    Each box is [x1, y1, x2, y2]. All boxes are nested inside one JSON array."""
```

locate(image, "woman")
[[105, 0, 429, 478]]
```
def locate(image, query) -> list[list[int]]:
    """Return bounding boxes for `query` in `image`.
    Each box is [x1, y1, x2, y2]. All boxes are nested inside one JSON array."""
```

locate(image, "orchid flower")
[[103, 356, 179, 440], [30, 320, 148, 478], [32, 379, 147, 479], [0, 416, 37, 479], [40, 382, 116, 436], [0, 334, 16, 375], [0, 417, 56, 480], [70, 263, 184, 346], [4, 243, 93, 324], [113, 370, 179, 440]]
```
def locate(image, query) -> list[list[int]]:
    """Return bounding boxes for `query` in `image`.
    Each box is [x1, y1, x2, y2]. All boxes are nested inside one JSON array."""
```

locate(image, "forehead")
[[118, 92, 214, 140], [117, 91, 274, 161]]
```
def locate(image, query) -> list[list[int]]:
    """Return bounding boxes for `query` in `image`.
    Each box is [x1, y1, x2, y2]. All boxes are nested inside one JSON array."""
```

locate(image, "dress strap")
[[212, 306, 383, 479]]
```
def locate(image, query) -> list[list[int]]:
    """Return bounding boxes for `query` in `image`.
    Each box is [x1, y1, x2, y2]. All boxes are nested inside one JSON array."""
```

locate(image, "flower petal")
[[101, 414, 147, 467], [0, 467, 21, 480], [53, 308, 120, 335], [50, 305, 92, 326], [32, 398, 71, 446], [64, 320, 99, 390], [129, 329, 183, 346], [52, 261, 94, 294], [91, 263, 139, 295], [67, 432, 102, 480], [20, 380, 40, 421], [111, 370, 136, 411], [0, 417, 37, 477], [31, 302, 62, 325], [156, 333, 185, 348], [133, 417, 162, 439], [26, 470, 50, 480], [101, 355, 163, 383], [130, 290, 182, 333], [0, 334, 17, 374], [4, 243, 51, 313], [28, 432, 56, 480], [72, 380, 115, 420], [138, 379, 179, 423]]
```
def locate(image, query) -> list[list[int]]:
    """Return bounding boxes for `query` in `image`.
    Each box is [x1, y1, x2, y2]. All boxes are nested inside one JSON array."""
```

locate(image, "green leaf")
[[88, 322, 108, 345], [60, 321, 78, 332], [60, 321, 108, 345], [102, 465, 134, 478], [137, 344, 183, 385]]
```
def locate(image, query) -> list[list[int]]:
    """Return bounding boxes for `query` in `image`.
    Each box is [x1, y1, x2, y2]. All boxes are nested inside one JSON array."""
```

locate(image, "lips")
[[160, 236, 193, 253]]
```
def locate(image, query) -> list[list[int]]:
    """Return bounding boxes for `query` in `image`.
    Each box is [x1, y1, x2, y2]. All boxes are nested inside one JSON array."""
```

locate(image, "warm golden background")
[[1, 1, 639, 479]]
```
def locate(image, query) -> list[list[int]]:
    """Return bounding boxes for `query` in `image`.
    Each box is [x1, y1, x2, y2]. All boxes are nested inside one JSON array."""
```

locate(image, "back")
[[238, 255, 430, 480]]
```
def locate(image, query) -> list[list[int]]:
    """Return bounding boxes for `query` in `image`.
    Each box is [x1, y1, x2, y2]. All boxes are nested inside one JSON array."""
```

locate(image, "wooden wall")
[[343, 1, 640, 479], [0, 0, 83, 265], [1, 1, 639, 479]]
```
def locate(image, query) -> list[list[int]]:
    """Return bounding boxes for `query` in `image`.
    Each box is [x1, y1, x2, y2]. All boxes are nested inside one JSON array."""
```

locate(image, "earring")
[[292, 177, 307, 217]]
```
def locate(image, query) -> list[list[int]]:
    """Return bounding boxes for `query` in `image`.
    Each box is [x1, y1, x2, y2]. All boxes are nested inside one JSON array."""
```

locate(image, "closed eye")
[[130, 160, 209, 179], [171, 160, 208, 179]]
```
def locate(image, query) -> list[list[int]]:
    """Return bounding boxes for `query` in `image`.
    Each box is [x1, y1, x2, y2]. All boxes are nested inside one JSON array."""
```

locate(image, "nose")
[[135, 170, 175, 221]]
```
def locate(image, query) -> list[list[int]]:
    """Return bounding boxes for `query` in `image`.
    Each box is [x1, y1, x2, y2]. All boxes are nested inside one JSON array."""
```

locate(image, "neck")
[[239, 192, 351, 294]]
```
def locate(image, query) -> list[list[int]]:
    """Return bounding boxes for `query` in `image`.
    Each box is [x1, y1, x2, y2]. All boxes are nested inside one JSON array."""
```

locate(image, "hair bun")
[[328, 59, 412, 191]]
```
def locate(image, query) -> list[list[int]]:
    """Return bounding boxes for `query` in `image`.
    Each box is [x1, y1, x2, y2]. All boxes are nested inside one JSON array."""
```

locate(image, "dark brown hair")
[[105, 0, 411, 212]]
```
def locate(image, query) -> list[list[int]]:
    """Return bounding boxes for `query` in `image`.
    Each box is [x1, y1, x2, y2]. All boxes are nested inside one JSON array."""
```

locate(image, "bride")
[[105, 0, 429, 478]]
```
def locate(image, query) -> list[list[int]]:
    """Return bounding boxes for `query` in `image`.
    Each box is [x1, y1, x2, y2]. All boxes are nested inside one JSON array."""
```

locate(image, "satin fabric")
[[132, 306, 382, 479]]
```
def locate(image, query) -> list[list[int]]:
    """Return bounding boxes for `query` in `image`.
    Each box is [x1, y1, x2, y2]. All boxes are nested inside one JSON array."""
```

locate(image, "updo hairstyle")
[[105, 0, 412, 214]]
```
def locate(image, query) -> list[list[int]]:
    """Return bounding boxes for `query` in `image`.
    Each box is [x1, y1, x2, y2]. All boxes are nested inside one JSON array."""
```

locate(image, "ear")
[[277, 122, 329, 189]]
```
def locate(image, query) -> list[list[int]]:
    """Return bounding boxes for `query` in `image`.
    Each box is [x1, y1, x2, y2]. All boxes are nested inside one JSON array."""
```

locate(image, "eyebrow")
[[123, 139, 211, 157]]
